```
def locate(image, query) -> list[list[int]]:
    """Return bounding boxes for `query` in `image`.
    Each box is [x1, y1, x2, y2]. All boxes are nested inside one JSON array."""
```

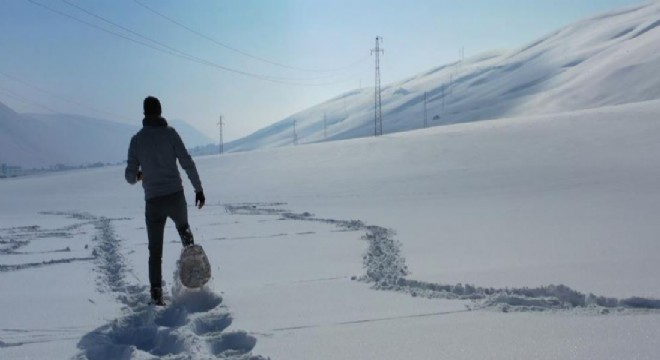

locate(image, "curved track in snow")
[[48, 212, 268, 360], [226, 203, 660, 314]]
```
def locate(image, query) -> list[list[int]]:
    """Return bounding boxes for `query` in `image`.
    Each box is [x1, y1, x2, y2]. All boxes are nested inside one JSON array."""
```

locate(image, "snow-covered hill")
[[0, 101, 55, 167], [227, 1, 660, 151], [0, 102, 214, 168]]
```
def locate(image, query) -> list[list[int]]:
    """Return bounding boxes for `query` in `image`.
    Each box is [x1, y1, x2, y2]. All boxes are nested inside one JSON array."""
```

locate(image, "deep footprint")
[[173, 288, 223, 313], [154, 306, 189, 328], [192, 312, 233, 335], [208, 331, 257, 356]]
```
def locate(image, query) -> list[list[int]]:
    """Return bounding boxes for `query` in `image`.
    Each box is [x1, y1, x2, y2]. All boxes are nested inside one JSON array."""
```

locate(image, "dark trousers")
[[145, 191, 189, 289]]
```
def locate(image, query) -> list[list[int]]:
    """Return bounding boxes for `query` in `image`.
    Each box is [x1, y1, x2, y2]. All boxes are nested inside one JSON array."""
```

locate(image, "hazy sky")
[[0, 0, 646, 142]]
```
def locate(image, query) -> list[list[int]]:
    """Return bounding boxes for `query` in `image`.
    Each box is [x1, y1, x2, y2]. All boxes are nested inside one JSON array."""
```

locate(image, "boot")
[[178, 226, 195, 247], [150, 287, 166, 306]]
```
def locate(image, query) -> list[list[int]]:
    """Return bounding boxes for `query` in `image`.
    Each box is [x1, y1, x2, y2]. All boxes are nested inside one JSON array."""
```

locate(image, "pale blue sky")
[[0, 0, 647, 141]]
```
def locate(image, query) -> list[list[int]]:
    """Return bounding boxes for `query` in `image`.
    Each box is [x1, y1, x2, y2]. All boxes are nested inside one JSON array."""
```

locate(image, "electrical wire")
[[0, 85, 65, 114], [133, 0, 366, 73], [0, 71, 126, 119], [27, 0, 355, 86]]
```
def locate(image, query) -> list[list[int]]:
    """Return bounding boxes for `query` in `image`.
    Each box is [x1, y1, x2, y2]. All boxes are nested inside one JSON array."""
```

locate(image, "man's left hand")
[[195, 191, 205, 209]]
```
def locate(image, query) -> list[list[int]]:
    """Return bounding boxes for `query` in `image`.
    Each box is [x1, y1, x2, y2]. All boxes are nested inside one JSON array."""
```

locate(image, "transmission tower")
[[324, 112, 327, 139], [293, 119, 298, 145], [343, 93, 348, 118], [217, 115, 224, 154], [442, 83, 446, 110], [423, 91, 428, 128], [371, 36, 384, 136]]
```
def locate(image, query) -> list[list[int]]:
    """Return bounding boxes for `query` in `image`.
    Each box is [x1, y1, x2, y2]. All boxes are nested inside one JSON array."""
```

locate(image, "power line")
[[134, 0, 365, 74], [0, 71, 125, 119], [27, 1, 192, 65], [27, 0, 356, 86], [57, 0, 319, 83], [0, 85, 66, 114], [60, 0, 194, 62], [62, 0, 343, 82]]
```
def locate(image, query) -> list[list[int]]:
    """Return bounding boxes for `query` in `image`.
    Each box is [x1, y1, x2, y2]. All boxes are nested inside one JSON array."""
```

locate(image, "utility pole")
[[217, 115, 224, 154], [324, 112, 327, 139], [343, 93, 348, 118], [371, 36, 384, 136], [457, 47, 464, 75], [423, 91, 428, 128], [442, 83, 446, 110], [293, 119, 298, 145]]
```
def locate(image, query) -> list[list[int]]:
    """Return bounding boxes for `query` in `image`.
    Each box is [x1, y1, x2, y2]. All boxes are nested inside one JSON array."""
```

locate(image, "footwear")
[[178, 226, 195, 247], [150, 287, 166, 306]]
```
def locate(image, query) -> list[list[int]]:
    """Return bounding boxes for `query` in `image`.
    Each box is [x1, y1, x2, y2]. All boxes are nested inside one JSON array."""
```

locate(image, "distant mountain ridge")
[[226, 2, 660, 152], [0, 105, 213, 168]]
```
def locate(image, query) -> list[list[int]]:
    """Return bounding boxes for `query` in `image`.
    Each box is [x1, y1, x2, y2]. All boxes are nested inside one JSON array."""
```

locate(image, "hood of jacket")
[[143, 116, 168, 127]]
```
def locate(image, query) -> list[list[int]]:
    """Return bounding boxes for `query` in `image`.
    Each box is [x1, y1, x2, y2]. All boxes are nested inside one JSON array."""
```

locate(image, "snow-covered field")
[[3, 99, 660, 359]]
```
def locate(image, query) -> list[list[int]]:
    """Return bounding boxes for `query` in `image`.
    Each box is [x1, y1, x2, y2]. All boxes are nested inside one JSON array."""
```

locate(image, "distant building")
[[1, 163, 22, 177]]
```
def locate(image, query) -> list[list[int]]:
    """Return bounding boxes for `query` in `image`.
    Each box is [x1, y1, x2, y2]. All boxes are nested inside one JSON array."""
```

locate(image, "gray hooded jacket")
[[125, 117, 203, 200]]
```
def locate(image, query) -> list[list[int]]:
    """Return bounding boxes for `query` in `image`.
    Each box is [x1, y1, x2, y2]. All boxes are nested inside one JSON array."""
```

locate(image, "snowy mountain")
[[227, 2, 660, 151], [0, 103, 214, 168], [0, 101, 51, 167], [169, 119, 215, 150]]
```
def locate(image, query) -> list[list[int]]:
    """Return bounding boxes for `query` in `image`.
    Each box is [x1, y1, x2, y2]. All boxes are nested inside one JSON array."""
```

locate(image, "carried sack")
[[178, 245, 211, 288]]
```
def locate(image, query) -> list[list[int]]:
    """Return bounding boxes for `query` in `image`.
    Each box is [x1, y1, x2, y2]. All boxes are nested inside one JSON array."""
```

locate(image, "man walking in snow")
[[125, 96, 205, 306]]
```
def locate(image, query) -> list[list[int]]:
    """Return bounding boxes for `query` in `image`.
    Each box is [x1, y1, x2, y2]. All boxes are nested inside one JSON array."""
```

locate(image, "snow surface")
[[2, 97, 660, 359]]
